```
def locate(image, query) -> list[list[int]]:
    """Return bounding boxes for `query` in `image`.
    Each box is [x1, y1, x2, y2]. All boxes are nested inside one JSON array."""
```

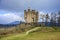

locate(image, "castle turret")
[[24, 8, 38, 24]]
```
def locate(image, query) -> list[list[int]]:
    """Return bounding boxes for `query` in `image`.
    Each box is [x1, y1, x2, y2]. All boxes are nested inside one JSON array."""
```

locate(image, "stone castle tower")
[[24, 8, 38, 23]]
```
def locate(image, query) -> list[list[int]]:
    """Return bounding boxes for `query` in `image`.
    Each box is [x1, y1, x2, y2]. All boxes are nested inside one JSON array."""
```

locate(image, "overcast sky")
[[0, 0, 60, 24]]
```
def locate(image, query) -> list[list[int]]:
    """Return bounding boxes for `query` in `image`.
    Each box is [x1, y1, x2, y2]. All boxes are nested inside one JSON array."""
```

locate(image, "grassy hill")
[[0, 27, 60, 40]]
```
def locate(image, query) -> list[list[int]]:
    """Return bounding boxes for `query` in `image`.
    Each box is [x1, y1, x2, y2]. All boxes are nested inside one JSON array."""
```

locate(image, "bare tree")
[[45, 13, 49, 23], [40, 14, 45, 26], [58, 11, 60, 23], [50, 12, 57, 26], [50, 13, 55, 26]]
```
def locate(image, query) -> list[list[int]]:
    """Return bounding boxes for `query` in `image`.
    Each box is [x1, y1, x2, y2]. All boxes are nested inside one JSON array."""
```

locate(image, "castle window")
[[25, 17, 27, 19]]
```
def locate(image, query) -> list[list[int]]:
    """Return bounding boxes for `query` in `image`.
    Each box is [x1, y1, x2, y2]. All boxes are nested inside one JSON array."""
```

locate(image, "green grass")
[[0, 32, 60, 40], [0, 27, 60, 40]]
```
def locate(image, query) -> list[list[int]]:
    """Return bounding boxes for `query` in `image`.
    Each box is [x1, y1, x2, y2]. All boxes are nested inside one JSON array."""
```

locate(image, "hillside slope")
[[1, 27, 60, 40], [1, 32, 60, 40]]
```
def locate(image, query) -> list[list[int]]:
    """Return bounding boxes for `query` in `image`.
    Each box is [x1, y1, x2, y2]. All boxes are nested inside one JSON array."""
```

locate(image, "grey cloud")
[[0, 0, 60, 12]]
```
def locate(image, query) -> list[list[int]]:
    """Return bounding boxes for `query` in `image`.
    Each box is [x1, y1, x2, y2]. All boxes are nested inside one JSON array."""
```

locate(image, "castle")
[[24, 8, 38, 24]]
